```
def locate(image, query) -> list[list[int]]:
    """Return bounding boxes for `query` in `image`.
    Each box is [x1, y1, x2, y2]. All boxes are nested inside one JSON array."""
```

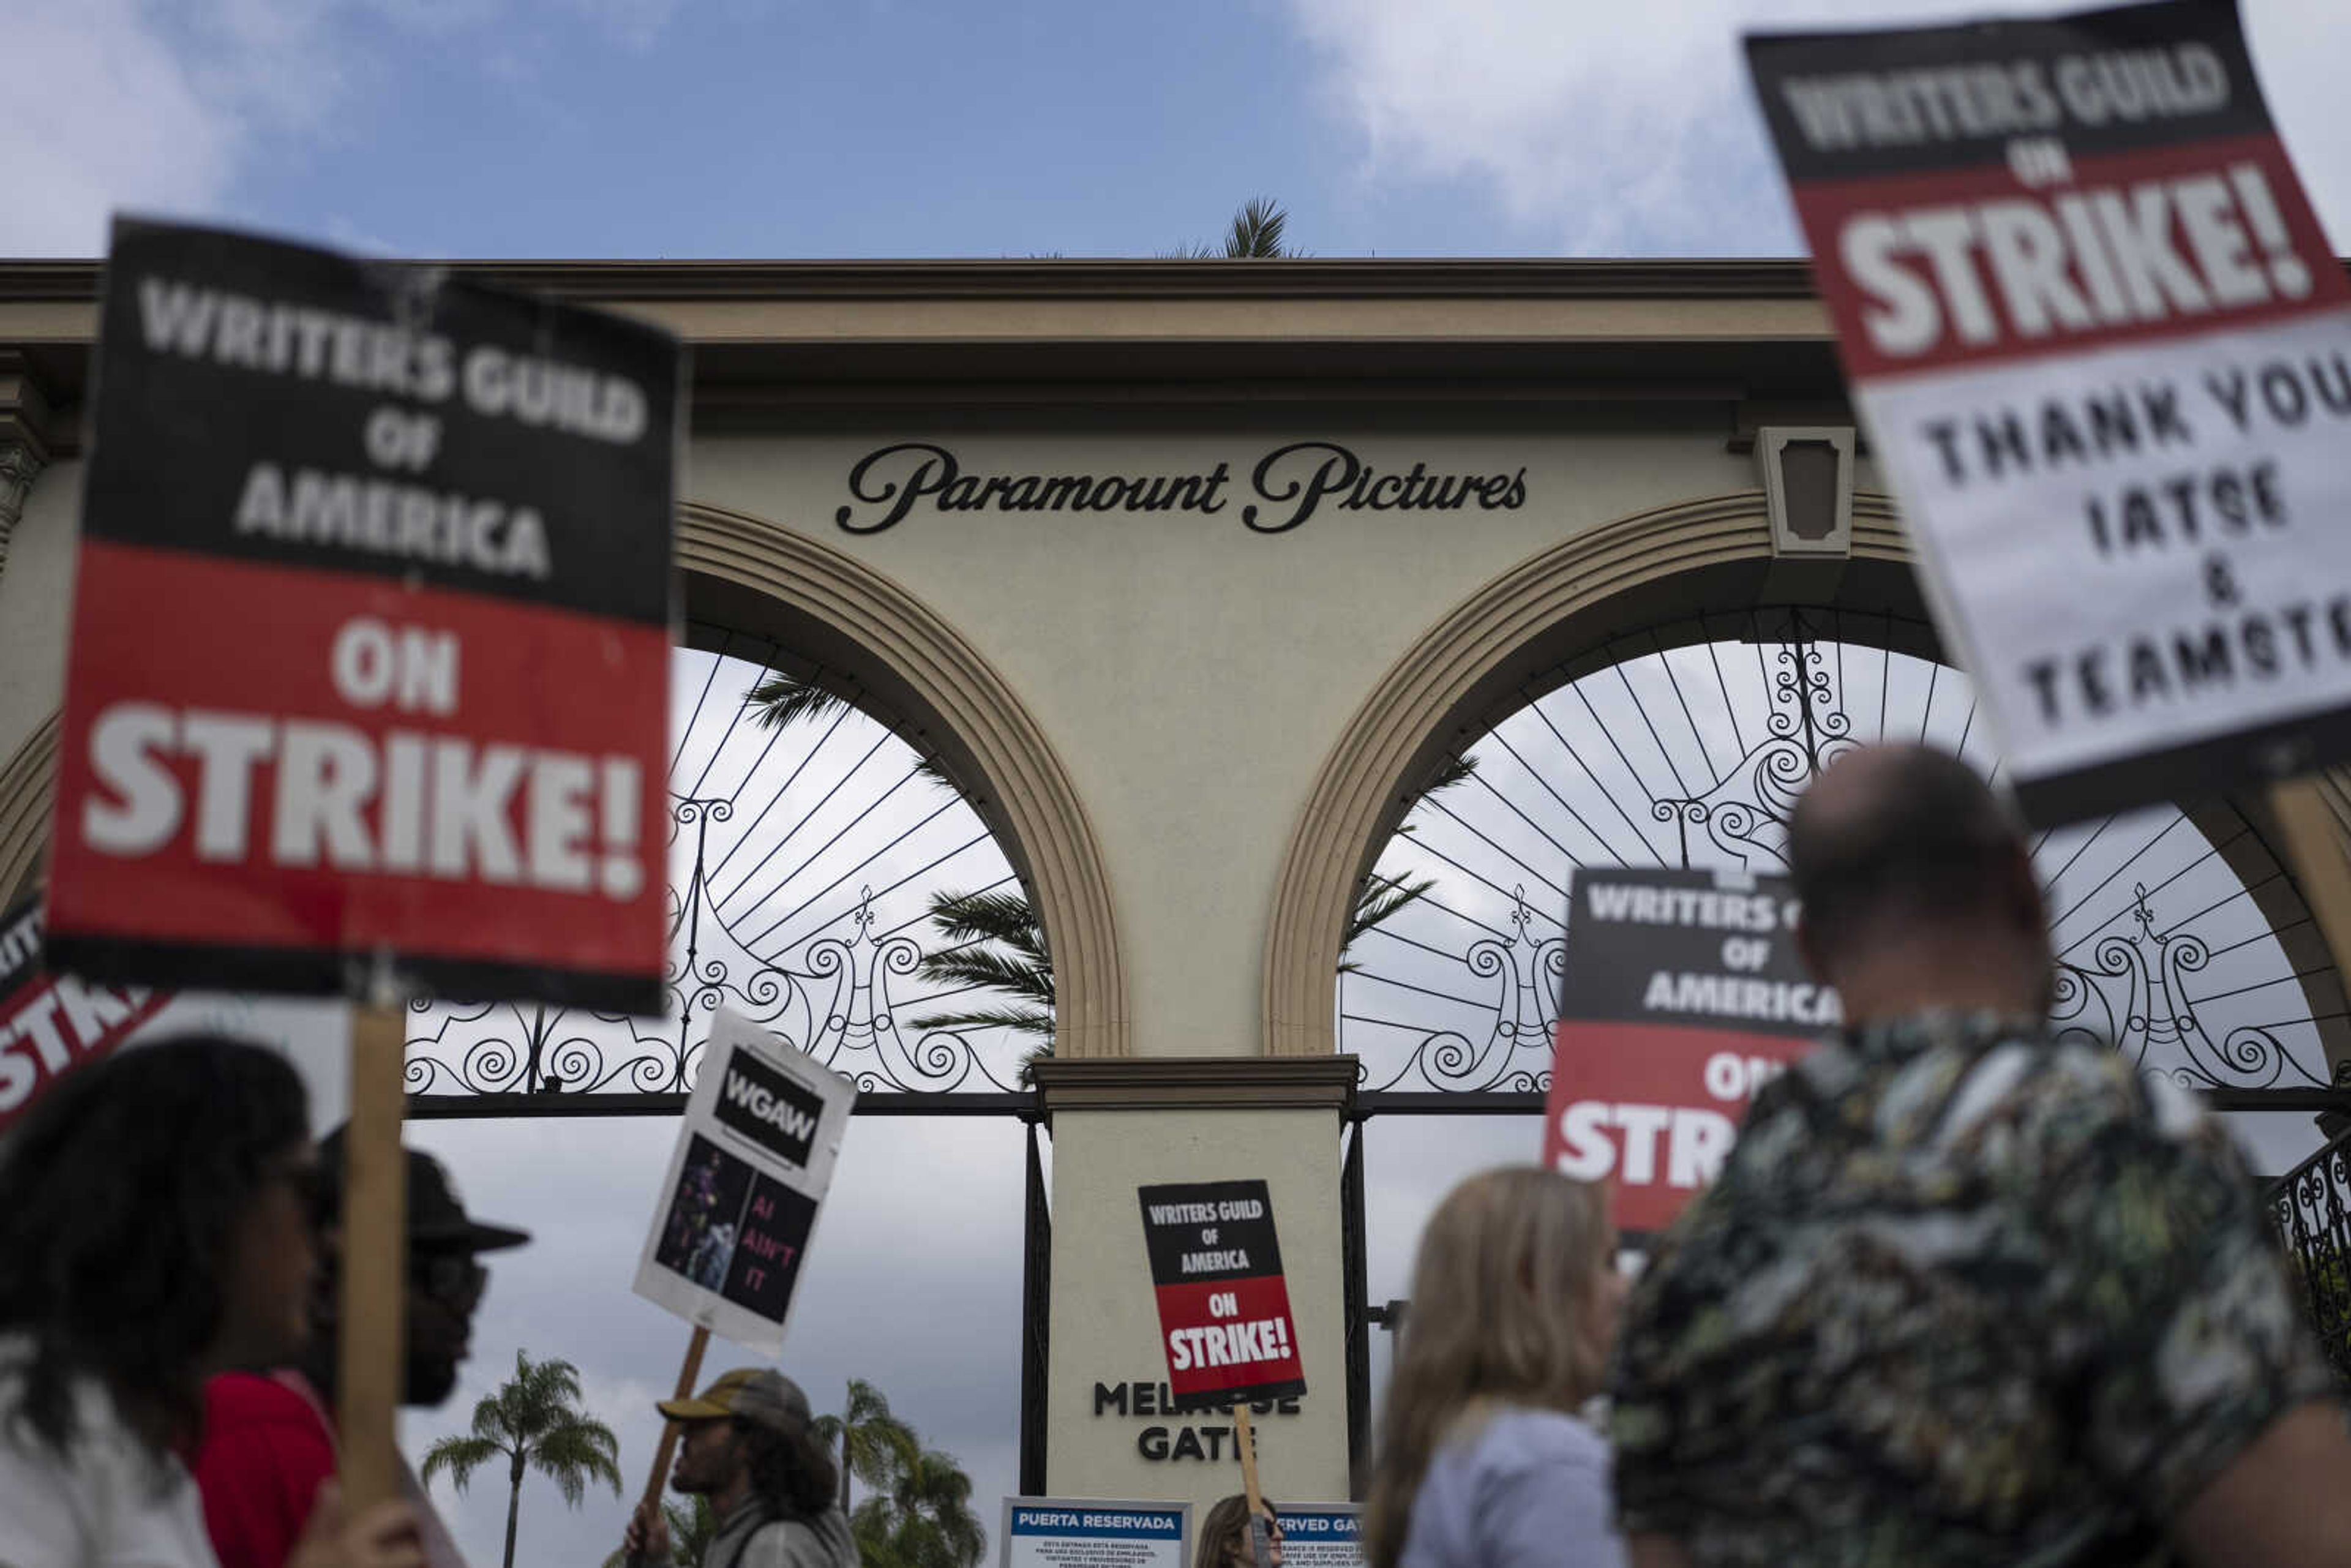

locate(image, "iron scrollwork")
[[1348, 609, 2334, 1101], [405, 694, 1030, 1100]]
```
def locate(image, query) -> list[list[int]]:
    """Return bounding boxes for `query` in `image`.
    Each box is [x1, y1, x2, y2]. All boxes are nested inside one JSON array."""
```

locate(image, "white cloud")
[[1, 0, 694, 257], [1284, 0, 2351, 256], [4, 0, 243, 255]]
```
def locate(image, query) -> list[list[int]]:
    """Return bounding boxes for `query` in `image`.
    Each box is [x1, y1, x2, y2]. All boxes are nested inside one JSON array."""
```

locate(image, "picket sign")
[[1543, 866, 1828, 1234], [630, 1008, 857, 1352], [44, 219, 680, 1508], [624, 1007, 854, 1552], [1136, 1179, 1306, 1568], [628, 1324, 711, 1559], [1236, 1403, 1272, 1568], [1744, 1, 2351, 831], [339, 997, 408, 1507]]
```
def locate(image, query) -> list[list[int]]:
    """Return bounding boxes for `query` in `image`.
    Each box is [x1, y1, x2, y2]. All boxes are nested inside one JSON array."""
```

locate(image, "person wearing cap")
[[193, 1130, 532, 1568], [621, 1368, 856, 1568]]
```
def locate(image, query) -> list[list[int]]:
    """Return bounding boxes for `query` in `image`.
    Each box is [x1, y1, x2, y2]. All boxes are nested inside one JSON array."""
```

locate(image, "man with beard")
[[620, 1369, 856, 1568], [194, 1130, 530, 1568]]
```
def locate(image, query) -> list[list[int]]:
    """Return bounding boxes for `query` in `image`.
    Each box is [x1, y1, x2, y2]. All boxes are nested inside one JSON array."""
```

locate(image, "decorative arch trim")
[[678, 501, 1128, 1058], [1261, 490, 2348, 1060]]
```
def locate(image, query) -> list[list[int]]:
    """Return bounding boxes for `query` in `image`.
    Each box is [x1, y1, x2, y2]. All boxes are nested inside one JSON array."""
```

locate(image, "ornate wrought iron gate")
[[404, 623, 1055, 1487], [1334, 604, 2351, 1433]]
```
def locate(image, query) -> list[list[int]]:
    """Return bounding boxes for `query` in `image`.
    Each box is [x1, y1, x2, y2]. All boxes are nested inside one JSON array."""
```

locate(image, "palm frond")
[[911, 947, 1055, 1007], [747, 672, 852, 731], [1339, 871, 1438, 972], [921, 889, 1046, 957], [419, 1433, 506, 1496], [531, 1414, 623, 1507], [1420, 752, 1479, 797], [1224, 197, 1289, 258], [907, 1005, 1056, 1041]]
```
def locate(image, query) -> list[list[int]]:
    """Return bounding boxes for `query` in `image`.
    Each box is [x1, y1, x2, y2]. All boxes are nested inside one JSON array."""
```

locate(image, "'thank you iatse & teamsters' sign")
[[1745, 0, 2351, 827], [1138, 1180, 1306, 1407], [1543, 867, 1834, 1232], [43, 220, 678, 1010]]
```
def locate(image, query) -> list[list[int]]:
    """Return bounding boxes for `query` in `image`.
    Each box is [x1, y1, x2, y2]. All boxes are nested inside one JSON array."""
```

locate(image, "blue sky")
[[16, 1, 2347, 263]]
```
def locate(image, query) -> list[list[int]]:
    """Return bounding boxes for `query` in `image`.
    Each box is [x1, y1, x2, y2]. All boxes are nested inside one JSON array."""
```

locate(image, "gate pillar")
[[1031, 1057, 1358, 1517]]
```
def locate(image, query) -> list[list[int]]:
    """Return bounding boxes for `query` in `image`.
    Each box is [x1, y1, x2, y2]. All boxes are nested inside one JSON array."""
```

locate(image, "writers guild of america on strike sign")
[[1746, 0, 2351, 825], [1543, 868, 1829, 1234], [43, 219, 679, 1008], [1137, 1179, 1307, 1407]]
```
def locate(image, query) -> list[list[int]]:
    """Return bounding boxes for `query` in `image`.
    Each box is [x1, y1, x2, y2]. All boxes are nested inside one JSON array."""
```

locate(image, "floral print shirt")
[[1609, 1011, 2337, 1566]]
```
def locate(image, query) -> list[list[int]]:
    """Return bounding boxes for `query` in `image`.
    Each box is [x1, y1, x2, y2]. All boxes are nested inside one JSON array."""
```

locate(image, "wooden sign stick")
[[1234, 1400, 1273, 1568], [2271, 778, 2351, 984], [337, 999, 409, 1510], [632, 1324, 712, 1548]]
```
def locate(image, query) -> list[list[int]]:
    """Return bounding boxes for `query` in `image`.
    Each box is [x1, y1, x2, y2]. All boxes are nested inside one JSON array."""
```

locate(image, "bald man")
[[1609, 745, 2351, 1568]]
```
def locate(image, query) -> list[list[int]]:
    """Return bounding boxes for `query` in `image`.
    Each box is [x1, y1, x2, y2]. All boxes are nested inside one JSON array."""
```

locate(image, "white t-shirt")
[[0, 1338, 219, 1568]]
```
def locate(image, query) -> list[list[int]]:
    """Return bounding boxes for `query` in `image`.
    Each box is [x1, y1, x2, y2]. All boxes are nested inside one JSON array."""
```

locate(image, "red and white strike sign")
[[1138, 1179, 1307, 1407], [0, 895, 171, 1135], [1747, 1, 2351, 826], [1543, 867, 1831, 1233], [43, 220, 678, 1010]]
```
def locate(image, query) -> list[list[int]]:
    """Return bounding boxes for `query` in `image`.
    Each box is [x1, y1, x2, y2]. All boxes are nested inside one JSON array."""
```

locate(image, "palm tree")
[[853, 1445, 988, 1568], [812, 1376, 920, 1514], [420, 1351, 623, 1568], [1173, 196, 1294, 259], [906, 888, 1054, 1042]]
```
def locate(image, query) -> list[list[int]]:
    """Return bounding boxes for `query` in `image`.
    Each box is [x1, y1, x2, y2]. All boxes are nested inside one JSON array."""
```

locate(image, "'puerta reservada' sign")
[[833, 440, 1529, 536]]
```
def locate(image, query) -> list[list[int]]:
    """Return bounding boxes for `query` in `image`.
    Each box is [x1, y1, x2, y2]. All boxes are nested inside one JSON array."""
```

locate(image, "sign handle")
[[336, 997, 408, 1510], [2271, 778, 2351, 986], [1234, 1400, 1273, 1568], [629, 1325, 711, 1562]]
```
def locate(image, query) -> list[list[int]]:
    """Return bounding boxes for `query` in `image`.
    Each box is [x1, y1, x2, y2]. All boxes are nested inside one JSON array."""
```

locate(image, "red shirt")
[[193, 1372, 336, 1568]]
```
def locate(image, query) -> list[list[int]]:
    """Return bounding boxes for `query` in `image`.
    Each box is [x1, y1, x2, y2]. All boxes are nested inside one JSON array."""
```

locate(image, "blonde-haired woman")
[[1362, 1168, 1625, 1568]]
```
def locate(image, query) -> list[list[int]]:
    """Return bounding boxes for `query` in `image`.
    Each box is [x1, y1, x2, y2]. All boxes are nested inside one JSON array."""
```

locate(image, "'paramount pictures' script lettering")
[[833, 440, 1528, 535]]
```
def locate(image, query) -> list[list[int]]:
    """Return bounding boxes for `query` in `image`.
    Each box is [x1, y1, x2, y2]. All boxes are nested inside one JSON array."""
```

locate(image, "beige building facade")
[[3, 260, 2346, 1517]]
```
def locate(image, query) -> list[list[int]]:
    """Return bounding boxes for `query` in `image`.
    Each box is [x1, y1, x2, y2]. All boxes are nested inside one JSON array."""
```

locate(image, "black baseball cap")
[[315, 1127, 531, 1253]]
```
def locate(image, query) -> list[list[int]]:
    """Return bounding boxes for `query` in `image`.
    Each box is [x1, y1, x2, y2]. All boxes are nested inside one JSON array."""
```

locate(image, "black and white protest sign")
[[633, 1008, 855, 1354], [1138, 1179, 1306, 1406], [45, 219, 679, 1008], [1747, 1, 2351, 824]]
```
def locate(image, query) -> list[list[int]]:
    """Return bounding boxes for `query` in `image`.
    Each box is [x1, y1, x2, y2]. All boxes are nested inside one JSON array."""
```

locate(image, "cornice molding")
[[0, 257, 1832, 304], [1030, 1055, 1359, 1116]]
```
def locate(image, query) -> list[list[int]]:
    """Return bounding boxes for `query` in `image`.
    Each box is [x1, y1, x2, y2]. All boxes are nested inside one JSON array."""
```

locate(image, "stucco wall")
[[1045, 1105, 1348, 1512]]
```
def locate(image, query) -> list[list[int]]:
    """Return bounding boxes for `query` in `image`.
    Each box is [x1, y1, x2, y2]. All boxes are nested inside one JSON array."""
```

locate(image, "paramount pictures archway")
[[5, 258, 2351, 1518]]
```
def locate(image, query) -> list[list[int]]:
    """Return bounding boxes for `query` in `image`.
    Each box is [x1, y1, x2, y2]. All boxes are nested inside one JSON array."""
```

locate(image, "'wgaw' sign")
[[1746, 0, 2351, 825], [632, 1008, 856, 1354]]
